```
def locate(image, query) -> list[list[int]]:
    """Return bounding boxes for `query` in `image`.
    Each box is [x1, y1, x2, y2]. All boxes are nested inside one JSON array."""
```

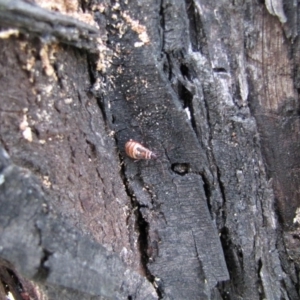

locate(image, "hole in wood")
[[171, 163, 190, 175]]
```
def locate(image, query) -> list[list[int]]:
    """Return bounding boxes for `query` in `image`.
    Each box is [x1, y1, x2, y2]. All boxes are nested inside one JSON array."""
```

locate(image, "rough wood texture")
[[0, 0, 102, 52], [0, 0, 299, 299]]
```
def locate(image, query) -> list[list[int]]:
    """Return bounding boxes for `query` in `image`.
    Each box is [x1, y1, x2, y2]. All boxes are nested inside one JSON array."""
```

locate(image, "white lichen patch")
[[35, 0, 76, 13], [91, 3, 106, 13], [64, 98, 73, 104], [108, 130, 115, 137], [23, 127, 33, 142], [36, 109, 52, 123], [25, 56, 36, 73], [134, 41, 144, 48], [18, 42, 38, 83], [122, 11, 150, 45], [0, 29, 19, 39], [96, 38, 113, 73], [20, 114, 33, 142], [25, 1, 115, 76], [112, 2, 121, 11], [44, 84, 54, 95], [40, 44, 58, 79], [42, 175, 52, 188], [293, 207, 300, 225], [6, 291, 15, 300]]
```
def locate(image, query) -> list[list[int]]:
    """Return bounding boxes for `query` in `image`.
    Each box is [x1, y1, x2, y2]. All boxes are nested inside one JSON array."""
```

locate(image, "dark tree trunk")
[[0, 0, 299, 299]]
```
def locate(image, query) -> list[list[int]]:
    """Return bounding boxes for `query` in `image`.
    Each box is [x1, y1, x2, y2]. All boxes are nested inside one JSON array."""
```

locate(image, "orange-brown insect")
[[125, 139, 157, 160]]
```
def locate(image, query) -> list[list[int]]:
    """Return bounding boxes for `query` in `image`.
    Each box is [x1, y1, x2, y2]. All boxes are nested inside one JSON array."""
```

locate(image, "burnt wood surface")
[[0, 0, 299, 299]]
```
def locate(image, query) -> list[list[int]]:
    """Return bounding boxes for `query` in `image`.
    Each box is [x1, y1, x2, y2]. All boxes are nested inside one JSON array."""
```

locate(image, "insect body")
[[125, 139, 157, 160]]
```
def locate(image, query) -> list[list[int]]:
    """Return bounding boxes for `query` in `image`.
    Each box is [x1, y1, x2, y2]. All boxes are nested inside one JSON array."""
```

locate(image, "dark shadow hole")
[[171, 163, 190, 175], [201, 175, 212, 214], [180, 64, 190, 79], [5, 268, 22, 292], [213, 67, 227, 73]]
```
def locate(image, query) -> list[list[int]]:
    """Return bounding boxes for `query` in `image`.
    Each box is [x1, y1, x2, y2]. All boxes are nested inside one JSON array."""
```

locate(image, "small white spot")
[[112, 2, 120, 10], [20, 114, 33, 142], [19, 115, 29, 131], [184, 107, 191, 120], [0, 174, 5, 185], [23, 127, 33, 142], [293, 207, 300, 224], [6, 291, 15, 300], [64, 98, 73, 104], [42, 176, 51, 188], [134, 42, 144, 48], [0, 29, 19, 39]]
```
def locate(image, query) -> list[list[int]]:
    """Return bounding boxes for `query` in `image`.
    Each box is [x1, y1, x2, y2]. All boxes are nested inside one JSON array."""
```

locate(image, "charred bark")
[[0, 0, 299, 299]]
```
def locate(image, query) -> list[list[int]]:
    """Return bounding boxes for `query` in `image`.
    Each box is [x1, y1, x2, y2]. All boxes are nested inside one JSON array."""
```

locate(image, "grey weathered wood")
[[0, 0, 299, 299]]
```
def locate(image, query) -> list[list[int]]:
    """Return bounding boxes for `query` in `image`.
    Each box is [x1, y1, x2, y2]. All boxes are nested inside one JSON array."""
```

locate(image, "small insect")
[[125, 139, 157, 160]]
